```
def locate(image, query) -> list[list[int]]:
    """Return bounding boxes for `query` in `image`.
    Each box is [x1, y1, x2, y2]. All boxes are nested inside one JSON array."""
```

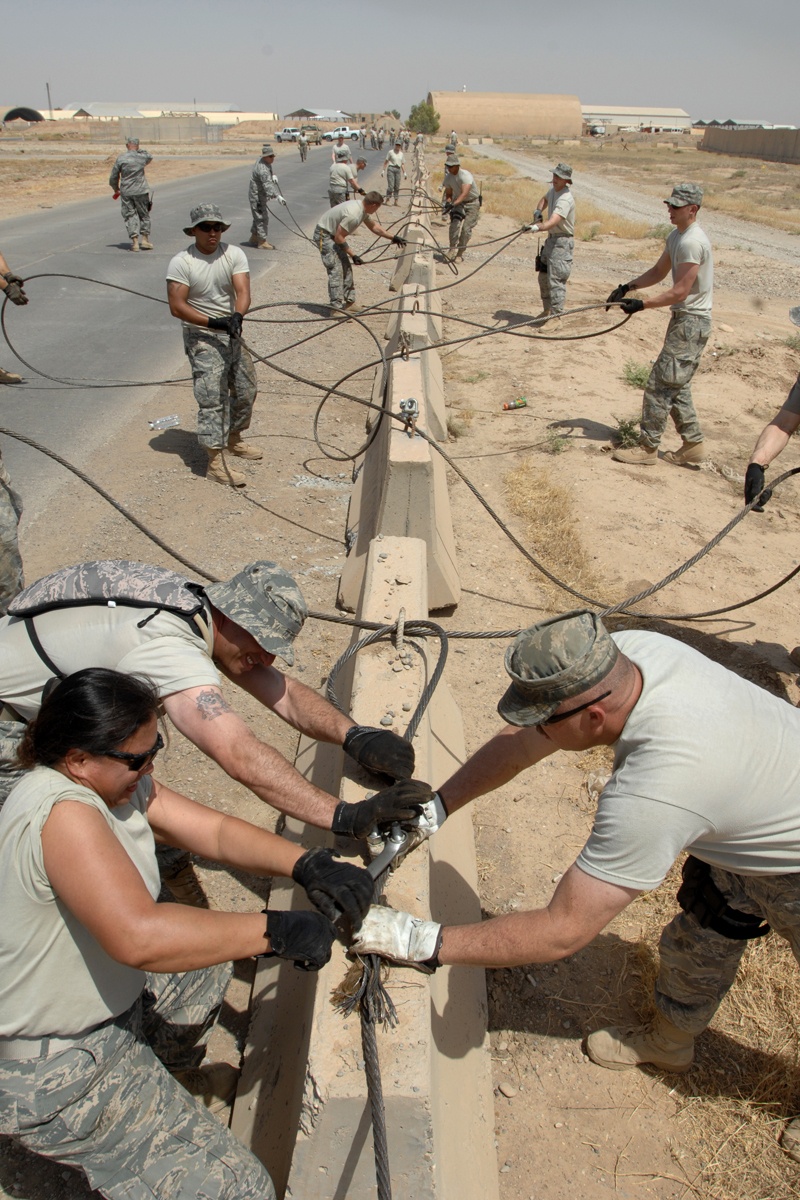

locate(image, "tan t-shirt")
[[316, 199, 369, 237], [544, 185, 575, 237], [666, 222, 713, 313], [0, 768, 159, 1037], [166, 243, 250, 325]]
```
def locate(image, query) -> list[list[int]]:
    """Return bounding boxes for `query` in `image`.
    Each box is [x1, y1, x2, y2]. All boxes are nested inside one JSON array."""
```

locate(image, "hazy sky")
[[2, 0, 797, 125]]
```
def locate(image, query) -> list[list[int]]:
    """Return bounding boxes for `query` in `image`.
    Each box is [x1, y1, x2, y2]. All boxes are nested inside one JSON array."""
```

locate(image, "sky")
[[2, 0, 798, 126]]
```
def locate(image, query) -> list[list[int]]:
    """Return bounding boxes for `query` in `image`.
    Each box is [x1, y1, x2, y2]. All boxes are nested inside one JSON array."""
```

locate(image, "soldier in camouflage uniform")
[[351, 609, 800, 1163], [247, 144, 285, 250], [609, 183, 713, 468], [108, 137, 153, 252], [525, 162, 575, 316], [298, 130, 309, 161], [167, 204, 259, 487], [442, 155, 480, 261], [0, 668, 377, 1197]]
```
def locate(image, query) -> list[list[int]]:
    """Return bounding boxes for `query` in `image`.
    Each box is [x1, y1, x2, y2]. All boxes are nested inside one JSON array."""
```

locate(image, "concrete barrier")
[[700, 125, 800, 165], [232, 538, 497, 1198]]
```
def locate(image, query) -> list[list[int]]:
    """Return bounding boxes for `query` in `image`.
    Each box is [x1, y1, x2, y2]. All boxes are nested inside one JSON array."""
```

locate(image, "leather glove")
[[605, 282, 631, 311], [357, 187, 366, 196], [522, 223, 539, 233], [450, 205, 465, 222], [3, 271, 25, 285], [343, 724, 415, 781], [399, 791, 448, 855], [620, 297, 644, 315], [292, 847, 373, 931], [391, 235, 407, 247], [534, 209, 543, 223], [441, 201, 452, 215], [350, 905, 443, 973], [331, 779, 433, 840], [264, 910, 336, 971], [3, 282, 27, 306], [277, 194, 287, 205], [208, 313, 243, 337], [351, 254, 364, 266], [744, 463, 771, 511]]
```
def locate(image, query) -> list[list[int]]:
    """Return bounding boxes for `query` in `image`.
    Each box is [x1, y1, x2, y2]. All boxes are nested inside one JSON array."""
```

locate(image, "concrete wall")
[[428, 91, 582, 138], [700, 126, 800, 164]]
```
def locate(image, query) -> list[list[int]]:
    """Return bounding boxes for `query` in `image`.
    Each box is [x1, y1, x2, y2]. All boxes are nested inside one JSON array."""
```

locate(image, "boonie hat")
[[444, 143, 456, 154], [204, 562, 308, 664], [335, 147, 351, 160], [261, 143, 275, 156], [126, 136, 140, 146], [552, 162, 573, 181], [184, 203, 231, 235], [497, 610, 618, 726], [445, 155, 460, 167], [664, 182, 703, 207]]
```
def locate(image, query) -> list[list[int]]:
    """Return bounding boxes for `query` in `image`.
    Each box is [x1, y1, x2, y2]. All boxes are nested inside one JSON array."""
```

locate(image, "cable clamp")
[[398, 397, 419, 437]]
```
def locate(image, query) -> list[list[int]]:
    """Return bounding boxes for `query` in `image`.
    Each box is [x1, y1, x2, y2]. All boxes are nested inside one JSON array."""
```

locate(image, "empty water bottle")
[[148, 414, 180, 431]]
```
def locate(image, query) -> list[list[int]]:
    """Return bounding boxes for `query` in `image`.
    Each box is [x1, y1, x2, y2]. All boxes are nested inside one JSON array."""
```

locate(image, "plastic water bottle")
[[148, 415, 180, 431], [503, 398, 527, 410]]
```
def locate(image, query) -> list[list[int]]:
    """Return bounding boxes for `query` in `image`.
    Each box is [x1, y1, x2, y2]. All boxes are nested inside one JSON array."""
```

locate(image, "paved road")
[[0, 144, 358, 510]]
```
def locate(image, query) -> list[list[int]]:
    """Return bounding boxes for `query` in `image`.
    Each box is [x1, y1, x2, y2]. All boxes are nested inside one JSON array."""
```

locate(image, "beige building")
[[427, 91, 581, 138]]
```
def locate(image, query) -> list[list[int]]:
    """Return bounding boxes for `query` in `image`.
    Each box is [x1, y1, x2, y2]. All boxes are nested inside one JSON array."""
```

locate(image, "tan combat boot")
[[585, 1011, 695, 1072], [0, 367, 22, 385], [206, 449, 246, 488], [227, 434, 263, 460], [612, 441, 659, 466], [256, 239, 275, 250], [130, 236, 139, 252], [663, 439, 705, 466], [139, 235, 153, 250], [172, 1062, 239, 1114], [160, 856, 209, 908]]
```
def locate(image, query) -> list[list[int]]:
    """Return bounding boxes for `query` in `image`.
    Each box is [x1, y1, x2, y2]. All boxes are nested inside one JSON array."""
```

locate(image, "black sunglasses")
[[197, 222, 225, 232], [541, 691, 612, 726], [103, 732, 164, 772]]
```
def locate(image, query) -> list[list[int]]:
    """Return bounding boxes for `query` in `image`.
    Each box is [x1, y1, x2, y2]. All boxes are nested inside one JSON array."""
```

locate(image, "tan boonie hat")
[[183, 203, 230, 235], [497, 610, 618, 726], [261, 143, 275, 156], [204, 562, 308, 665], [664, 182, 703, 207], [552, 162, 573, 181]]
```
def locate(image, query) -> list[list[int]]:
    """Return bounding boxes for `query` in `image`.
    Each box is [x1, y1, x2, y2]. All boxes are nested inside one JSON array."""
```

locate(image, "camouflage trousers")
[[120, 193, 150, 239], [299, 142, 308, 161], [315, 227, 355, 307], [249, 202, 269, 243], [0, 963, 276, 1199], [655, 866, 800, 1035], [328, 187, 347, 208], [538, 236, 574, 315], [448, 199, 480, 254], [182, 328, 258, 451], [639, 312, 711, 449], [385, 165, 401, 201], [0, 456, 23, 615]]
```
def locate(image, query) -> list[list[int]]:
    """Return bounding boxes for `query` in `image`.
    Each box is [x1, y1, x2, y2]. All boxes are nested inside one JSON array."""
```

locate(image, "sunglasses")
[[540, 691, 612, 726], [103, 732, 164, 772], [197, 222, 225, 232]]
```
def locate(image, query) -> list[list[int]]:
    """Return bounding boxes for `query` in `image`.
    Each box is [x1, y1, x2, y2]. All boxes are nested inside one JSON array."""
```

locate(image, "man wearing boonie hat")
[[608, 182, 713, 468], [166, 204, 259, 487], [331, 133, 353, 164], [381, 139, 407, 205], [443, 153, 481, 262], [247, 144, 286, 251], [108, 136, 154, 252], [0, 559, 425, 893], [329, 151, 366, 208], [523, 163, 575, 317], [351, 610, 800, 1159]]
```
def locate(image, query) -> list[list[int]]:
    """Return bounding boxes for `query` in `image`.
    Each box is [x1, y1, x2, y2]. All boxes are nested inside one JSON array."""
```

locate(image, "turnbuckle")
[[398, 397, 419, 437]]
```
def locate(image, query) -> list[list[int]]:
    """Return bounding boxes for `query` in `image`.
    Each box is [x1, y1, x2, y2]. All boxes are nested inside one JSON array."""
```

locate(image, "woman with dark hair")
[[0, 667, 372, 1200]]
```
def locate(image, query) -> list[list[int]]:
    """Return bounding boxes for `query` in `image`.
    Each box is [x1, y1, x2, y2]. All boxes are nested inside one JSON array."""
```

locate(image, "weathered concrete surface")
[[233, 538, 496, 1198]]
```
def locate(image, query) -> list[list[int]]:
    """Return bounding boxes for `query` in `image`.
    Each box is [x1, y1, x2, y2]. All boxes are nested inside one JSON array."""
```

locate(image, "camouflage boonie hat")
[[335, 147, 351, 160], [552, 162, 573, 181], [183, 204, 231, 235], [204, 562, 307, 665], [497, 610, 618, 726], [445, 155, 460, 167], [261, 144, 275, 156], [664, 182, 703, 207], [126, 136, 140, 146], [444, 143, 456, 154]]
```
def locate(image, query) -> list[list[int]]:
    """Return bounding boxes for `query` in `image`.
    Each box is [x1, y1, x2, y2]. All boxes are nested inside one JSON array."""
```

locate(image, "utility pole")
[[45, 82, 53, 120]]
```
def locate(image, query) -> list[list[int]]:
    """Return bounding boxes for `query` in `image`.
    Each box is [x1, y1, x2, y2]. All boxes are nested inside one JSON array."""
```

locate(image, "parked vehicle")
[[275, 127, 301, 142], [322, 126, 359, 142]]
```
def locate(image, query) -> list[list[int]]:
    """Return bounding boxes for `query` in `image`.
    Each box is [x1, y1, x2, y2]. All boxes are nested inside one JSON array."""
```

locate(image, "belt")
[[0, 1010, 131, 1061]]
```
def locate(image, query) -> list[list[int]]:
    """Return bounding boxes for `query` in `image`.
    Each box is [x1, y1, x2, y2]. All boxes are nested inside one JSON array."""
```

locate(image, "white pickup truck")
[[322, 126, 359, 142], [275, 127, 301, 142]]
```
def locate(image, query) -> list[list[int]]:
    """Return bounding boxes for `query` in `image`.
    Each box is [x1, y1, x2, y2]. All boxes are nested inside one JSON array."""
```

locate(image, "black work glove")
[[264, 909, 336, 971], [357, 187, 366, 196], [2, 271, 25, 286], [343, 724, 415, 782], [605, 282, 631, 311], [744, 463, 771, 511], [208, 313, 243, 337], [3, 282, 27, 306], [391, 235, 407, 247], [534, 208, 543, 223], [450, 204, 465, 222], [441, 200, 452, 216], [331, 778, 433, 840], [292, 847, 373, 931], [351, 254, 364, 266], [620, 297, 644, 315]]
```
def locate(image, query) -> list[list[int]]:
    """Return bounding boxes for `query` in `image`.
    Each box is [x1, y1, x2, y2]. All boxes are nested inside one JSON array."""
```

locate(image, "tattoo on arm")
[[194, 689, 234, 721]]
